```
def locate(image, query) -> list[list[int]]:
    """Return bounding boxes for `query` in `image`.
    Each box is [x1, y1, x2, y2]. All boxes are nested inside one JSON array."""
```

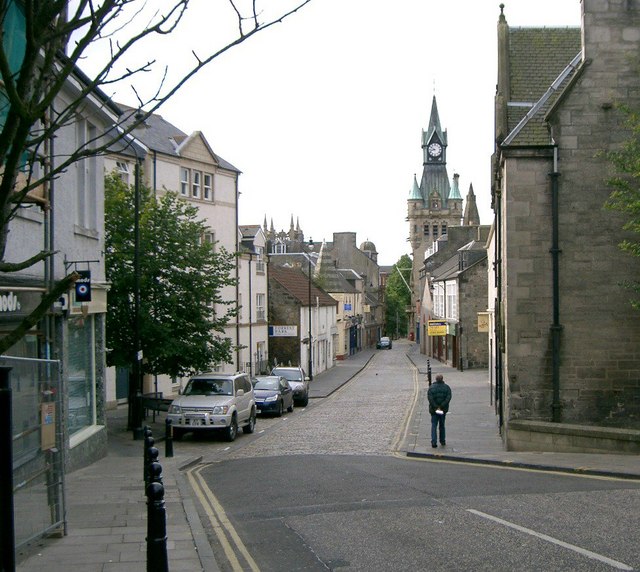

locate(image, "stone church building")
[[491, 0, 640, 452]]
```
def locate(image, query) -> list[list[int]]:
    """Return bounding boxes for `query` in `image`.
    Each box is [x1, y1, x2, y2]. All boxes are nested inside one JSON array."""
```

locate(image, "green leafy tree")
[[105, 172, 237, 378], [605, 105, 640, 309], [384, 254, 412, 338]]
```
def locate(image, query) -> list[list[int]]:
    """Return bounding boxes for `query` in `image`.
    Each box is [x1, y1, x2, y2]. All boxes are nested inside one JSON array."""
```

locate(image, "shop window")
[[67, 315, 96, 435]]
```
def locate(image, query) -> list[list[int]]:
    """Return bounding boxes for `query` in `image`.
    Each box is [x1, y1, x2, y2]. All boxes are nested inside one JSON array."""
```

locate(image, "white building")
[[1, 67, 119, 471], [238, 225, 269, 375], [104, 108, 242, 401]]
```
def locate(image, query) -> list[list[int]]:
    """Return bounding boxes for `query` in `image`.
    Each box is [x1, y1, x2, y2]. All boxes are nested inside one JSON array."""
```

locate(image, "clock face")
[[428, 142, 442, 157]]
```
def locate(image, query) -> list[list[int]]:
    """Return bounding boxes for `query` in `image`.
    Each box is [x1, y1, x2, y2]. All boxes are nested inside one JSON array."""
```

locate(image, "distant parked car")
[[377, 336, 392, 349], [167, 372, 256, 442], [252, 375, 294, 416], [270, 366, 310, 406]]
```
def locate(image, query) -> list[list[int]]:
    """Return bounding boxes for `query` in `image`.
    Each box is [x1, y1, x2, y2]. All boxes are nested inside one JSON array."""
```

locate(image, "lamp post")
[[130, 151, 144, 440], [126, 117, 145, 440], [307, 238, 313, 381]]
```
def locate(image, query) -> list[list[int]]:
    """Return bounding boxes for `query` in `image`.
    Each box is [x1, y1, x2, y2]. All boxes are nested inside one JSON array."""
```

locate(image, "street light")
[[307, 238, 313, 381], [125, 114, 145, 440]]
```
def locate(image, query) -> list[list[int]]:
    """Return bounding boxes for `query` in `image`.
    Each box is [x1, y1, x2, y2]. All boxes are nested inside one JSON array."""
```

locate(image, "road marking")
[[467, 509, 633, 570], [392, 366, 420, 452], [187, 465, 260, 572]]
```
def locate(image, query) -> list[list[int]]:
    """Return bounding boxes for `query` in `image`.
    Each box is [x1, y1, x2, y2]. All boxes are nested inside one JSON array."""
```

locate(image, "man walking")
[[427, 374, 452, 448]]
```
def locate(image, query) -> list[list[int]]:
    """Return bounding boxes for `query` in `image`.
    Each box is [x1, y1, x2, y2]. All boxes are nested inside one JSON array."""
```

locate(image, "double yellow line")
[[187, 464, 260, 572]]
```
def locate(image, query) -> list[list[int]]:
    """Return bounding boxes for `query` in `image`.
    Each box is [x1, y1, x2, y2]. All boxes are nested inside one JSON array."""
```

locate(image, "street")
[[177, 348, 640, 571]]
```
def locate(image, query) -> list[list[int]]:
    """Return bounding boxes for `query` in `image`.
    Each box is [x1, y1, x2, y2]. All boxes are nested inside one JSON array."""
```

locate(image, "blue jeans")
[[431, 413, 446, 445]]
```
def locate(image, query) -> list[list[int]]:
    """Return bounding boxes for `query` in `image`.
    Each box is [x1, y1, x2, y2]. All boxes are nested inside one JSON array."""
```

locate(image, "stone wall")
[[459, 258, 489, 369], [504, 0, 640, 430], [268, 282, 302, 368]]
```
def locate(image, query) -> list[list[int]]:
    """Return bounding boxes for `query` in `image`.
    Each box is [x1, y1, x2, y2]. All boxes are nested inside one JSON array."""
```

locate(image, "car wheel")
[[287, 400, 294, 413], [300, 394, 309, 407], [276, 400, 283, 417], [243, 408, 256, 434], [172, 428, 184, 441], [225, 415, 238, 442]]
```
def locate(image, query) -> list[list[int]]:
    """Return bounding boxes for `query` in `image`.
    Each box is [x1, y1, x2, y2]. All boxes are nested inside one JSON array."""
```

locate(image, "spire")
[[428, 94, 442, 136], [408, 174, 422, 200], [422, 94, 448, 164], [449, 173, 462, 200], [314, 240, 331, 279], [263, 215, 268, 231], [289, 214, 294, 230], [463, 183, 481, 226]]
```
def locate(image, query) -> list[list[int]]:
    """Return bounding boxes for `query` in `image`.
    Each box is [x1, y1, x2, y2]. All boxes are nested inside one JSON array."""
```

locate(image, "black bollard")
[[148, 461, 163, 485], [143, 434, 154, 487], [165, 418, 173, 458], [427, 360, 432, 386], [146, 480, 168, 572]]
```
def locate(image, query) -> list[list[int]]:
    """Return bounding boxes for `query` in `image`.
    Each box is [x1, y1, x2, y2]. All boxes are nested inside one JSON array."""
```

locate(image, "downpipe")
[[550, 146, 562, 422]]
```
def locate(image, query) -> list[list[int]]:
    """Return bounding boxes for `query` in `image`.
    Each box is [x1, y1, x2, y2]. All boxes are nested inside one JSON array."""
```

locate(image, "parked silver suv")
[[168, 372, 256, 441]]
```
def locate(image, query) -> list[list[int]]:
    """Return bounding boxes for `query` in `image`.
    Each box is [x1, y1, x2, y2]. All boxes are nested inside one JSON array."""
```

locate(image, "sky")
[[92, 0, 582, 266]]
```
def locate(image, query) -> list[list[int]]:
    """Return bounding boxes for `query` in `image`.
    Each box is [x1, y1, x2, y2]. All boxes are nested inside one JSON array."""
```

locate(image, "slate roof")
[[269, 266, 337, 307], [117, 104, 240, 172], [505, 27, 581, 146], [314, 243, 357, 293]]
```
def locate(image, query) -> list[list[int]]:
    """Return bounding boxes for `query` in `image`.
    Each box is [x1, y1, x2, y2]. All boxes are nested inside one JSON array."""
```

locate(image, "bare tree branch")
[[0, 272, 78, 355]]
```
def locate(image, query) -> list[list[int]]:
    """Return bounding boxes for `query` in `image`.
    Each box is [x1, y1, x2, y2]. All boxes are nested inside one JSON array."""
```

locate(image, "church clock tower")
[[407, 95, 466, 340]]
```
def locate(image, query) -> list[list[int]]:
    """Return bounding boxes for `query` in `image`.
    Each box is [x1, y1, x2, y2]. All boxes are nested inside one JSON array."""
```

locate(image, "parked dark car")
[[252, 375, 294, 416], [377, 336, 392, 349], [270, 366, 310, 406]]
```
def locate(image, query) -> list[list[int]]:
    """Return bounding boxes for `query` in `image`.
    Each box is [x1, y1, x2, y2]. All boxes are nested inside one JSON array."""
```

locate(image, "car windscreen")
[[184, 379, 233, 396], [272, 369, 301, 381], [254, 379, 279, 390]]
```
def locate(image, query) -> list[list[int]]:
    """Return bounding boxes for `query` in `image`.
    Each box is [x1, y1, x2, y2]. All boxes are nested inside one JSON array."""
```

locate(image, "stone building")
[[268, 265, 337, 377], [408, 97, 480, 343], [265, 220, 384, 352], [420, 226, 490, 369], [491, 1, 640, 451]]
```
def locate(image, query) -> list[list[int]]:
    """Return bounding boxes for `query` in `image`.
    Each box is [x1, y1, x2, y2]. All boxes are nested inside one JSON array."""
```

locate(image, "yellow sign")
[[428, 320, 447, 336], [477, 312, 490, 333]]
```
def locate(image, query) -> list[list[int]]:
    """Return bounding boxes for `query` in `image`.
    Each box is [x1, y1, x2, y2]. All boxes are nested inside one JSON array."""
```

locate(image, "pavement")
[[15, 340, 640, 571]]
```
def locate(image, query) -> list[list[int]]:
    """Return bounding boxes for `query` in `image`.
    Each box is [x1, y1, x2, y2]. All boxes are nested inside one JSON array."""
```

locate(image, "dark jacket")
[[427, 380, 452, 415]]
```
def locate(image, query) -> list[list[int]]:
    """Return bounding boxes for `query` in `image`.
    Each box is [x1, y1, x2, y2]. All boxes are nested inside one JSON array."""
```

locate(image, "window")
[[273, 239, 286, 254], [255, 247, 265, 273], [67, 315, 96, 436], [76, 118, 97, 230], [203, 173, 213, 201], [423, 224, 429, 237], [180, 168, 189, 196], [116, 161, 130, 184], [432, 224, 439, 239], [446, 282, 457, 320], [192, 171, 201, 198], [433, 284, 444, 318], [256, 293, 266, 321], [442, 224, 447, 235], [202, 231, 215, 247]]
